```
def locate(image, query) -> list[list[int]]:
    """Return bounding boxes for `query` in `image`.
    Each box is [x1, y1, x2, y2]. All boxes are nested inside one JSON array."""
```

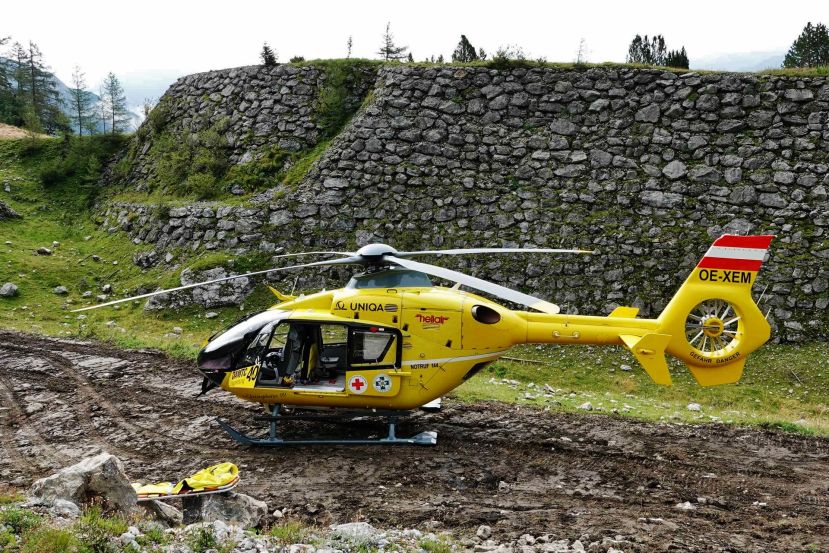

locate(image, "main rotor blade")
[[386, 256, 560, 314], [271, 250, 356, 260], [397, 247, 593, 257], [71, 257, 354, 313]]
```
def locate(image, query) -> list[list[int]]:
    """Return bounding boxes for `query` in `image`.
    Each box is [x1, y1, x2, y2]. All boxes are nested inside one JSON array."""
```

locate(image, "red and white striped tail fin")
[[691, 234, 774, 287]]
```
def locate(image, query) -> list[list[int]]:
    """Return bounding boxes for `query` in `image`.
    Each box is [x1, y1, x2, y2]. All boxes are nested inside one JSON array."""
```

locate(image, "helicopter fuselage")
[[198, 269, 661, 410]]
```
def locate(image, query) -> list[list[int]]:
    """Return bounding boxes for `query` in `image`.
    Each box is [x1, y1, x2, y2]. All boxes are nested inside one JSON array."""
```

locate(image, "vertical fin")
[[620, 333, 673, 386], [687, 358, 746, 386]]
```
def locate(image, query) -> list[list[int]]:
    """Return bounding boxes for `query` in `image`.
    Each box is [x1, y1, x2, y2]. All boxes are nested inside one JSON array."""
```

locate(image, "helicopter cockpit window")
[[350, 328, 398, 367], [240, 322, 276, 367]]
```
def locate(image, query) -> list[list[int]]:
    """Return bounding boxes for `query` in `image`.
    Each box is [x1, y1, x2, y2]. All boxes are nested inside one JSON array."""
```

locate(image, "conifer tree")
[[346, 35, 353, 58], [665, 47, 690, 69], [69, 65, 96, 135], [478, 47, 487, 61], [452, 35, 479, 63], [102, 72, 130, 134], [377, 22, 408, 61], [626, 34, 673, 66], [260, 42, 277, 66], [783, 22, 829, 67], [0, 36, 14, 123], [27, 42, 61, 128]]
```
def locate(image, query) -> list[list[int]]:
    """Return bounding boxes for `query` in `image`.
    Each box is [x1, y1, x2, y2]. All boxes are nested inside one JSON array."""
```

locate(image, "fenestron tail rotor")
[[72, 243, 591, 313]]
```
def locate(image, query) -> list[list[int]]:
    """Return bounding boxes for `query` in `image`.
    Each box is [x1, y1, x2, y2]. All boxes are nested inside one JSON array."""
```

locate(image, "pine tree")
[[406, 52, 414, 63], [783, 22, 829, 67], [651, 35, 666, 66], [452, 35, 479, 63], [260, 42, 277, 67], [377, 22, 408, 61], [0, 36, 15, 124], [9, 42, 31, 107], [69, 65, 96, 135], [626, 35, 645, 64], [98, 84, 108, 134], [626, 34, 671, 66], [478, 47, 487, 61], [346, 35, 353, 58], [102, 72, 130, 134], [665, 47, 690, 69]]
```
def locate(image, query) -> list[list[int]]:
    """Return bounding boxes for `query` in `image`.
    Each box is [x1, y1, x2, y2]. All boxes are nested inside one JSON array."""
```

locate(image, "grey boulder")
[[198, 492, 267, 527], [29, 452, 137, 514], [0, 282, 18, 297]]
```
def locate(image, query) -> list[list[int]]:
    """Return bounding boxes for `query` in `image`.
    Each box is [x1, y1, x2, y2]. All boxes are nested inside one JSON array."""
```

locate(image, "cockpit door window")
[[349, 327, 399, 368]]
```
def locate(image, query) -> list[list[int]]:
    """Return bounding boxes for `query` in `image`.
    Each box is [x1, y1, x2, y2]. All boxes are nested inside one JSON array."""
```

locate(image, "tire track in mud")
[[0, 341, 215, 456], [0, 375, 68, 470]]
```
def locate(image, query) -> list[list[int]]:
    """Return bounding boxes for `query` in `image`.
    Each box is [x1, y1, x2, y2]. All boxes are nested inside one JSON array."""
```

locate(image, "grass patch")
[[73, 507, 128, 553], [268, 521, 307, 545], [0, 508, 43, 534], [452, 342, 829, 435], [20, 527, 76, 553], [186, 526, 236, 553], [420, 537, 453, 553]]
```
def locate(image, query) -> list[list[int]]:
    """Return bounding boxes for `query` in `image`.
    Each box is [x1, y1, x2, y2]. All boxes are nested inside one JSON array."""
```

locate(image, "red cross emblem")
[[349, 375, 367, 394]]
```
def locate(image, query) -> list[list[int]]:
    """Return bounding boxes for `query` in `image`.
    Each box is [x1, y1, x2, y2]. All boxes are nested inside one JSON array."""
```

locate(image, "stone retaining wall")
[[104, 64, 829, 341]]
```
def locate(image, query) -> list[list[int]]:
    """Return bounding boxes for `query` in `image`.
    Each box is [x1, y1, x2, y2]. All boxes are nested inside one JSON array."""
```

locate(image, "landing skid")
[[217, 405, 437, 446]]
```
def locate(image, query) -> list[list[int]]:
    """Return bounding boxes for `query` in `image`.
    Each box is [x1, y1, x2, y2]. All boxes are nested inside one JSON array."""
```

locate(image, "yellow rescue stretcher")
[[132, 462, 240, 501]]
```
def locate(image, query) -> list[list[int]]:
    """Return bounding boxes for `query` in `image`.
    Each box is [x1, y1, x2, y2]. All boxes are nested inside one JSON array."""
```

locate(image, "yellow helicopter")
[[76, 234, 774, 446]]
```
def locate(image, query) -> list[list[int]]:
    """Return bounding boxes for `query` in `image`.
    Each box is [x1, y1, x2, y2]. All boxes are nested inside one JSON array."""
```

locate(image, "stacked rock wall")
[[117, 63, 378, 185], [104, 64, 829, 341]]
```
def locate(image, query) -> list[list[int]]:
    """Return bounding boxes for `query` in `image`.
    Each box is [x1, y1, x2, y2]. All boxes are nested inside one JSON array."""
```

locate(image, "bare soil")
[[0, 123, 47, 140], [0, 330, 827, 552]]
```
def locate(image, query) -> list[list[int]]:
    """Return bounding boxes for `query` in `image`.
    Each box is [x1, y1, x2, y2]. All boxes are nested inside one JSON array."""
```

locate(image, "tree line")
[[0, 34, 131, 136]]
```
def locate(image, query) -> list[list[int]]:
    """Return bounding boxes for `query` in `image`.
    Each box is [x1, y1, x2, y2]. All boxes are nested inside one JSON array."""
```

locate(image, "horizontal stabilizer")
[[267, 286, 296, 303], [687, 358, 746, 386], [609, 306, 639, 318], [620, 333, 672, 386]]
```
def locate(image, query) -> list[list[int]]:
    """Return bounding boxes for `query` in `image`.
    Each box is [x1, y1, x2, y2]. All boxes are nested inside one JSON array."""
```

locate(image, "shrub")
[[0, 507, 43, 534], [74, 507, 127, 553], [187, 527, 217, 553], [147, 102, 171, 133], [268, 521, 307, 545], [420, 537, 453, 553], [183, 172, 223, 200], [21, 527, 76, 553]]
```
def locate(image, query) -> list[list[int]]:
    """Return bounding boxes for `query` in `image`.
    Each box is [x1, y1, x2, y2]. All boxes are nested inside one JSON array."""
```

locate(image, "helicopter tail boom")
[[520, 234, 774, 387]]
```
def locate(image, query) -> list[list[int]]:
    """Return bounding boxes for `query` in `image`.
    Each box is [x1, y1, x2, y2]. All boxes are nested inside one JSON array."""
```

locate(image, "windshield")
[[202, 310, 285, 354]]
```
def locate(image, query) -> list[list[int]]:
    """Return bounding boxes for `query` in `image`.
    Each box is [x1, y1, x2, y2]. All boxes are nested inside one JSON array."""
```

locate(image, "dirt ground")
[[0, 123, 47, 140], [0, 330, 827, 552]]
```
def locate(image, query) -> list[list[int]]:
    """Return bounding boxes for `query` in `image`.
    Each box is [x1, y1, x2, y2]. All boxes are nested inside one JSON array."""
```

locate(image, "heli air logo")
[[373, 374, 392, 393], [348, 375, 367, 394], [334, 301, 398, 312], [415, 314, 449, 324]]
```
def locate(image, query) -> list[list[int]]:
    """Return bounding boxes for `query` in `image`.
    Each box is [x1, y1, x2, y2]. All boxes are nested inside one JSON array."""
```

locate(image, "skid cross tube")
[[217, 404, 437, 446]]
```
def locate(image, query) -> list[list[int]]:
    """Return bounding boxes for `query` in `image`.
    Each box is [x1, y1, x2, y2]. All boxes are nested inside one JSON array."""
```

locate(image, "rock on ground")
[[0, 200, 20, 220], [29, 452, 137, 514], [0, 282, 18, 297], [198, 492, 267, 527]]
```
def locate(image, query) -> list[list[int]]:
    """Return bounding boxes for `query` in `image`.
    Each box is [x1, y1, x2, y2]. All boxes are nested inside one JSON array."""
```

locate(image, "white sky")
[[3, 0, 826, 97]]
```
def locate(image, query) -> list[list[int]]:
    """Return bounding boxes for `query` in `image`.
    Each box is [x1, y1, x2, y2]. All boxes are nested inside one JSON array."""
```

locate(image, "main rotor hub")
[[356, 243, 399, 260]]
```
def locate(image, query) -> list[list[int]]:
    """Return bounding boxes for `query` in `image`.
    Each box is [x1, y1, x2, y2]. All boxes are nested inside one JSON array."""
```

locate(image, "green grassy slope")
[[0, 136, 827, 436]]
